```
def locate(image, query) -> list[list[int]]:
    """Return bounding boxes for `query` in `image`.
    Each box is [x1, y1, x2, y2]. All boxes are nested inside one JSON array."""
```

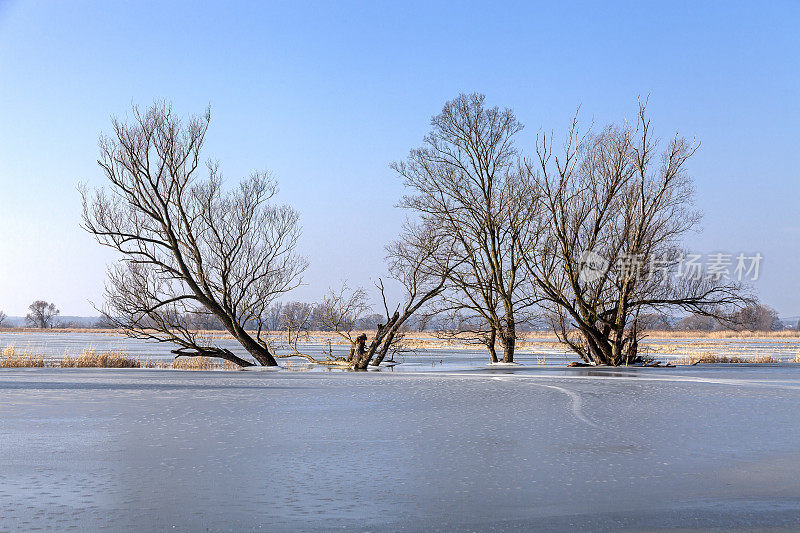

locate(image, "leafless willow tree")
[[519, 102, 749, 365], [277, 283, 404, 368], [365, 219, 457, 368], [393, 93, 538, 363], [26, 300, 60, 329], [82, 102, 306, 367], [295, 219, 455, 369], [0, 310, 7, 329]]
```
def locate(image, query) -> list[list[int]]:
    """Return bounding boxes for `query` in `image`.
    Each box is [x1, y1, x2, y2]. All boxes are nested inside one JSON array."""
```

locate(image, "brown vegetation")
[[675, 354, 779, 365], [61, 349, 140, 368], [82, 102, 305, 367], [169, 357, 239, 370], [0, 345, 241, 370], [0, 346, 46, 367]]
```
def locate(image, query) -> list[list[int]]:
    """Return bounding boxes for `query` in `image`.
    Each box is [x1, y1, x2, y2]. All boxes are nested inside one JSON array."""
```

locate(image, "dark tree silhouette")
[[393, 93, 538, 363], [82, 102, 306, 367], [520, 102, 749, 365]]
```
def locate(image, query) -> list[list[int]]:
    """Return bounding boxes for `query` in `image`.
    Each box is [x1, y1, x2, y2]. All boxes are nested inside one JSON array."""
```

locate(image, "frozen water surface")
[[2, 365, 800, 531]]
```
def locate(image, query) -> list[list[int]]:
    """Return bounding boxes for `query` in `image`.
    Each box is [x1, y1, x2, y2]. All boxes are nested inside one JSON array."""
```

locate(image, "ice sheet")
[[2, 366, 800, 531]]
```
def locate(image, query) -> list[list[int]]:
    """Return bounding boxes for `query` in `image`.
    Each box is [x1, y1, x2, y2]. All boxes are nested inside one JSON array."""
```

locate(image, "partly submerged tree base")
[[567, 359, 673, 368], [275, 349, 351, 367], [171, 347, 256, 368]]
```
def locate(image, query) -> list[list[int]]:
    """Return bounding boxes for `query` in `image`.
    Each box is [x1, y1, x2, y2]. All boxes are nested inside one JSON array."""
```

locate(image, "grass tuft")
[[170, 356, 239, 370], [676, 354, 779, 365], [0, 345, 46, 367], [61, 349, 141, 368], [0, 345, 242, 370]]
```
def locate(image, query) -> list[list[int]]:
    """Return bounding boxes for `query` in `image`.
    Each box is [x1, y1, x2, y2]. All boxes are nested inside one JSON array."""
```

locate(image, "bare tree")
[[366, 219, 456, 367], [316, 283, 371, 362], [730, 303, 783, 331], [82, 102, 306, 367], [308, 219, 454, 369], [26, 301, 59, 329], [413, 313, 432, 332], [184, 309, 225, 330], [636, 312, 673, 331], [430, 310, 502, 353], [355, 313, 385, 331], [675, 313, 721, 331], [0, 310, 7, 329], [280, 301, 317, 332], [263, 302, 285, 331], [393, 93, 538, 363], [520, 101, 749, 365]]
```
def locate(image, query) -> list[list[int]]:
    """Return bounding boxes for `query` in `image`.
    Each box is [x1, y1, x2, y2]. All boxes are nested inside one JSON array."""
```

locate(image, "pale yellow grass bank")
[[674, 354, 779, 365], [0, 345, 239, 370]]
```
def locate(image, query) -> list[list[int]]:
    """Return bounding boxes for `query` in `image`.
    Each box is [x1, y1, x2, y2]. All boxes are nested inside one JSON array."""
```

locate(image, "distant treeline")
[[153, 302, 793, 333], [2, 301, 788, 333]]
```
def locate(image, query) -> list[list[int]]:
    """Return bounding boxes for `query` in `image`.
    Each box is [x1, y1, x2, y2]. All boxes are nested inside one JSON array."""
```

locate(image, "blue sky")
[[0, 0, 798, 316]]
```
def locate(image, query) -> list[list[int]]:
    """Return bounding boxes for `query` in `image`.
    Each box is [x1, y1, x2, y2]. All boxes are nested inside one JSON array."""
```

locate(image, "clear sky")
[[0, 0, 798, 317]]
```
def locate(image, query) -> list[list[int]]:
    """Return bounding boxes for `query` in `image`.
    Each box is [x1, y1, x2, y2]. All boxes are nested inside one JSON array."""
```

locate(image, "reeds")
[[644, 330, 800, 339], [0, 344, 248, 370], [61, 349, 140, 368], [675, 354, 779, 365], [0, 345, 45, 367], [170, 356, 239, 370]]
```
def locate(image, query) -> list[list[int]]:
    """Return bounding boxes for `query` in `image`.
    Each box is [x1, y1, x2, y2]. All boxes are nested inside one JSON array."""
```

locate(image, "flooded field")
[[3, 365, 800, 531], [1, 331, 799, 369]]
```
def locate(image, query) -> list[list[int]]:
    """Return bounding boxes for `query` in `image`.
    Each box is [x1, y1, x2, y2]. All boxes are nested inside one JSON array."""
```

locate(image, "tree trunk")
[[626, 338, 638, 365], [371, 311, 405, 366], [173, 347, 256, 367], [487, 327, 498, 363], [351, 334, 369, 369], [233, 329, 278, 366], [500, 318, 516, 363], [210, 309, 279, 367], [371, 328, 397, 366], [581, 326, 613, 365], [500, 333, 515, 363]]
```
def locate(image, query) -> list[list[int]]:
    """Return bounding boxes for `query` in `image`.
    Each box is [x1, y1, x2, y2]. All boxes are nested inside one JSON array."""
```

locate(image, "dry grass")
[[61, 349, 141, 368], [675, 354, 779, 365], [170, 356, 239, 371], [0, 345, 239, 370], [4, 328, 797, 350], [645, 330, 800, 339], [0, 327, 124, 335], [0, 345, 46, 367]]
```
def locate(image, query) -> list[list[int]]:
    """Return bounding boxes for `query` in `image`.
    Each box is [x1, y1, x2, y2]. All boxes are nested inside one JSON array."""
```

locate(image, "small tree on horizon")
[[730, 303, 783, 331], [26, 301, 60, 329]]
